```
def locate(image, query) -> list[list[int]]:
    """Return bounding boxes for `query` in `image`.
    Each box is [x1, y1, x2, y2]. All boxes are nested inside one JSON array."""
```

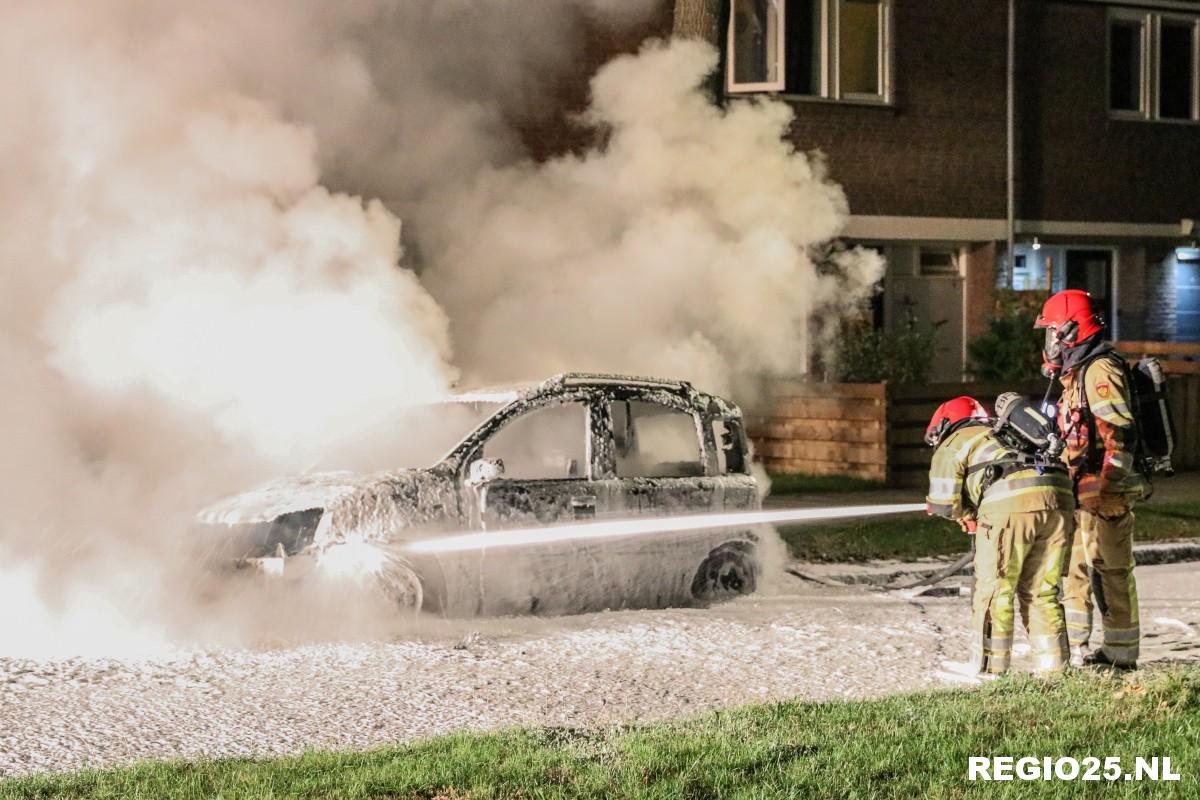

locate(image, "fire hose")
[[785, 540, 975, 591], [886, 541, 975, 591]]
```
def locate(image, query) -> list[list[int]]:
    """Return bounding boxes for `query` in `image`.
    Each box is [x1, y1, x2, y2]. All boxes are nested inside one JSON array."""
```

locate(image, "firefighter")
[[1036, 289, 1145, 668], [925, 396, 1075, 675]]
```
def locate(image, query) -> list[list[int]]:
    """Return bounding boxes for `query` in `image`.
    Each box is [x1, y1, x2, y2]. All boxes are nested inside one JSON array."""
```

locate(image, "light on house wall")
[[1031, 236, 1042, 251]]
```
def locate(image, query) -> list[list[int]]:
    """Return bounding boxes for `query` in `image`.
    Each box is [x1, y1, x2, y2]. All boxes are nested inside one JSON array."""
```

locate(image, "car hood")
[[196, 467, 460, 543], [197, 472, 367, 525]]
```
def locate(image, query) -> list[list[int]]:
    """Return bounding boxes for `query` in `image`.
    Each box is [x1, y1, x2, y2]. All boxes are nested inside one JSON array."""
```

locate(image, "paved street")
[[3, 561, 1198, 778]]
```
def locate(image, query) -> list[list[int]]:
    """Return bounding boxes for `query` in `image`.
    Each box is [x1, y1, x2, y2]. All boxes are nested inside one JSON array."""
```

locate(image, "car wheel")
[[377, 558, 424, 614], [691, 543, 757, 602]]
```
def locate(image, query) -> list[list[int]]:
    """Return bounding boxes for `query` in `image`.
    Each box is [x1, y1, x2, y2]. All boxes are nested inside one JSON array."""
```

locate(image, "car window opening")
[[483, 402, 588, 480], [612, 400, 705, 478]]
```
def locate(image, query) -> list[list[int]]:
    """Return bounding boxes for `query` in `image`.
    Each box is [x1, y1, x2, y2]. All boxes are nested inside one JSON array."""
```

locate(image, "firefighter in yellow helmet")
[[1036, 289, 1146, 669], [925, 396, 1075, 676]]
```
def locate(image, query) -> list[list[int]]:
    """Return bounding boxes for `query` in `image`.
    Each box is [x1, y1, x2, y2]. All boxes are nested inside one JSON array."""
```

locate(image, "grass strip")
[[778, 501, 1200, 563], [5, 667, 1199, 799]]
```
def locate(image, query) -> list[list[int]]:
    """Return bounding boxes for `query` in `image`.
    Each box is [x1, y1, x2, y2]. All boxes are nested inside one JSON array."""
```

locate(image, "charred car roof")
[[450, 372, 731, 412]]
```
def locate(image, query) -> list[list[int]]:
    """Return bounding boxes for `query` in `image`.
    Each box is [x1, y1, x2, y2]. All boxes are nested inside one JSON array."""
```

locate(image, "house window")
[[919, 248, 957, 277], [1159, 19, 1197, 120], [728, 0, 891, 102], [838, 0, 883, 97], [1108, 10, 1199, 122], [730, 0, 785, 91], [1109, 17, 1145, 113]]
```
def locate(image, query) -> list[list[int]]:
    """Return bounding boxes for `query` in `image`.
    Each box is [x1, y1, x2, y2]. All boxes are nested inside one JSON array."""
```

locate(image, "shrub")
[[835, 312, 939, 384], [967, 290, 1046, 381]]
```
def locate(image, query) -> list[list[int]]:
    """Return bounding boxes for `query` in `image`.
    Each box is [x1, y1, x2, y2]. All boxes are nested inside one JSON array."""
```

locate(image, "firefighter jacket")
[[1057, 348, 1146, 507], [926, 424, 1075, 521]]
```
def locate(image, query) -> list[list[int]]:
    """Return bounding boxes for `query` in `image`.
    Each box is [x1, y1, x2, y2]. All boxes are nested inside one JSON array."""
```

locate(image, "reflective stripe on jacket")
[[1057, 352, 1146, 502], [926, 425, 1075, 520]]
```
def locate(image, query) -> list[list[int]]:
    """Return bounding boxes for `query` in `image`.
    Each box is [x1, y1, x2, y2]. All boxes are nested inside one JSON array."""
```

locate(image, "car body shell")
[[197, 373, 761, 616]]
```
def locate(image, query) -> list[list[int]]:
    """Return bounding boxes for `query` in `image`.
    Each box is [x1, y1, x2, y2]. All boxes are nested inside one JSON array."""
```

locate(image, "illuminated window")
[[728, 0, 891, 102], [838, 0, 883, 97], [1108, 10, 1199, 122]]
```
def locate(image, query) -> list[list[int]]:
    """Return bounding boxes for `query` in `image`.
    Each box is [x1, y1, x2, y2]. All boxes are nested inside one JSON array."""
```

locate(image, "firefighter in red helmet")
[[1036, 289, 1145, 668], [925, 396, 1075, 677]]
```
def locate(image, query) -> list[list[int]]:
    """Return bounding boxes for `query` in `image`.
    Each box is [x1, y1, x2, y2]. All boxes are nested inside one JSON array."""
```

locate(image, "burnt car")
[[197, 373, 762, 616]]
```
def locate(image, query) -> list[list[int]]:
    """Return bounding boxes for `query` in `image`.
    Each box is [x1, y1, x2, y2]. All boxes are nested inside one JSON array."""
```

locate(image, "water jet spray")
[[404, 503, 926, 555]]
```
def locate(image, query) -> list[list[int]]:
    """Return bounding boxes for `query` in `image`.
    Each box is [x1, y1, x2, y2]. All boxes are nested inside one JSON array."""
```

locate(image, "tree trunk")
[[672, 0, 723, 46]]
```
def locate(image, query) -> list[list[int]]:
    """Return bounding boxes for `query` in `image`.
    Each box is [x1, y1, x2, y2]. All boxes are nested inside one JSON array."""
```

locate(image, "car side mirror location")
[[466, 457, 505, 487]]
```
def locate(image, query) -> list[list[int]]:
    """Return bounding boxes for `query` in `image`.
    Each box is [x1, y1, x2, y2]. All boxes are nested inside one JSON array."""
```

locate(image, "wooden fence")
[[1113, 341, 1200, 471], [749, 341, 1200, 487], [747, 381, 889, 482]]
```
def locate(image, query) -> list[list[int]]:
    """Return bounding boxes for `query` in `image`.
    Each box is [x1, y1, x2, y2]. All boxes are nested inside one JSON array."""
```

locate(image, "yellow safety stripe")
[[1033, 652, 1067, 672], [1028, 633, 1068, 651], [1104, 627, 1140, 643], [928, 477, 959, 498], [1107, 452, 1135, 471], [1100, 644, 1138, 665], [978, 484, 1074, 510], [1090, 400, 1133, 421]]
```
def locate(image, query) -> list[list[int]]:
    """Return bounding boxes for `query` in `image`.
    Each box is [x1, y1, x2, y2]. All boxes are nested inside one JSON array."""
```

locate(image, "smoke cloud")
[[425, 40, 881, 392], [0, 0, 881, 655]]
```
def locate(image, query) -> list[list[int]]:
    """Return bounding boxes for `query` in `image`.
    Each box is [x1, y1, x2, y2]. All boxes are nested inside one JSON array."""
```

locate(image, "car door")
[[438, 396, 604, 615], [474, 397, 601, 528], [556, 391, 724, 609], [605, 393, 718, 515]]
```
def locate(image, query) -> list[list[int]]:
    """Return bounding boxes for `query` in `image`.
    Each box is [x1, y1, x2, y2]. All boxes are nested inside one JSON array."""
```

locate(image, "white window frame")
[[1107, 8, 1200, 123], [727, 0, 893, 104], [917, 246, 960, 278], [727, 0, 787, 93], [1154, 12, 1200, 121], [1106, 8, 1151, 119], [832, 0, 892, 103]]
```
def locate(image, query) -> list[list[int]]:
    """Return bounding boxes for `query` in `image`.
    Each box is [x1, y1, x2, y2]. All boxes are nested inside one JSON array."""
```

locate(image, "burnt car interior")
[[480, 401, 588, 480], [611, 399, 705, 478]]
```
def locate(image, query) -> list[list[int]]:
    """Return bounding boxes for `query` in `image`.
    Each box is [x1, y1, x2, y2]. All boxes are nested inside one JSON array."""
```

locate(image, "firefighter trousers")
[[1063, 509, 1139, 666], [971, 509, 1071, 674]]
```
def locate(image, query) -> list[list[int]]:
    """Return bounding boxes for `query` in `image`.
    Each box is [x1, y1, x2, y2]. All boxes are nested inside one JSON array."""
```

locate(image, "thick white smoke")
[[0, 0, 880, 655], [425, 40, 882, 392]]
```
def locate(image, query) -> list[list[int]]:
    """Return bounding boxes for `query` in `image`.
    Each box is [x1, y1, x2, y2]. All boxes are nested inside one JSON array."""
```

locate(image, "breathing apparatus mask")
[[1040, 320, 1079, 378]]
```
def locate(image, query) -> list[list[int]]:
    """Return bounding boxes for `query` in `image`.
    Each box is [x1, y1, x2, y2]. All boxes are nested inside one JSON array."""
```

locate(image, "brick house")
[[550, 1, 1200, 381], [689, 0, 1200, 379]]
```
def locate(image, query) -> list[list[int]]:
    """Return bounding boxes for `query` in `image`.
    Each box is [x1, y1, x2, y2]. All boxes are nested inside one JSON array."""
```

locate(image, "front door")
[[1177, 255, 1200, 342], [1066, 249, 1114, 337]]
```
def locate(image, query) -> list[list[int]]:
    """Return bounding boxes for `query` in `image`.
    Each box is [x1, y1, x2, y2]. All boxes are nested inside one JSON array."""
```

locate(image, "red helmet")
[[1035, 289, 1103, 343], [1034, 290, 1103, 375], [925, 396, 989, 447]]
